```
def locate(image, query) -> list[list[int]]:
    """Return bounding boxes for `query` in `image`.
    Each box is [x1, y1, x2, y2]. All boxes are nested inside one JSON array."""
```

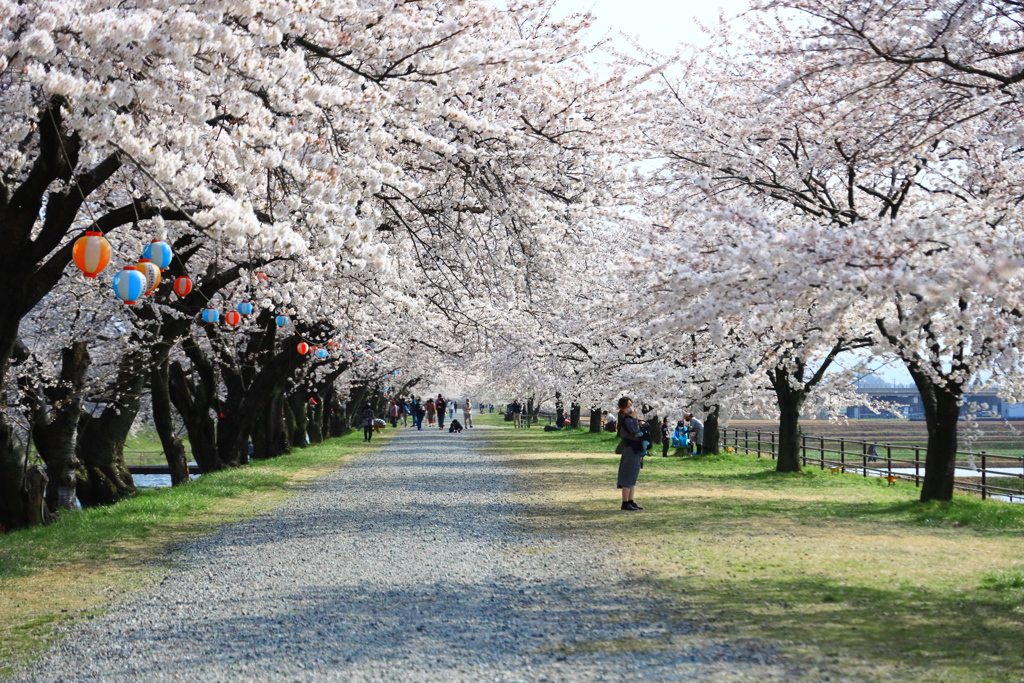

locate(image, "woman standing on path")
[[436, 394, 447, 430], [616, 397, 644, 511], [463, 399, 473, 428], [425, 399, 436, 427], [361, 404, 376, 442]]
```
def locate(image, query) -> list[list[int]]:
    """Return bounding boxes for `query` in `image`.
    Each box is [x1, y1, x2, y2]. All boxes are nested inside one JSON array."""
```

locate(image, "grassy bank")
[[0, 430, 383, 677], [485, 427, 1024, 682]]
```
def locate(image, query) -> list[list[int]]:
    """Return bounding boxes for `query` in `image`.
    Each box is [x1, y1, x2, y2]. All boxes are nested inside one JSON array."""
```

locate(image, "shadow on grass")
[[651, 572, 1023, 678]]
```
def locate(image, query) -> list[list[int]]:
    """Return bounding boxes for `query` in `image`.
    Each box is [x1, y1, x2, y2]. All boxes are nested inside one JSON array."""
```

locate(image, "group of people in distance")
[[359, 395, 476, 442], [614, 398, 705, 512]]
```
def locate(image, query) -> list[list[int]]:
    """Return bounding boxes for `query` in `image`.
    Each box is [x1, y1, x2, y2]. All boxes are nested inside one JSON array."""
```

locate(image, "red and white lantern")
[[173, 276, 193, 297]]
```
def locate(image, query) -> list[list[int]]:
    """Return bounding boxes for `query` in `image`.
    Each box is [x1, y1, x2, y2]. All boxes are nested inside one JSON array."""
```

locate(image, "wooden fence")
[[721, 429, 1024, 503]]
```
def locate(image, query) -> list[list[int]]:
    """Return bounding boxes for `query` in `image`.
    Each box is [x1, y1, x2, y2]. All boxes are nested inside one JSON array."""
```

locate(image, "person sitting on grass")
[[449, 419, 464, 433]]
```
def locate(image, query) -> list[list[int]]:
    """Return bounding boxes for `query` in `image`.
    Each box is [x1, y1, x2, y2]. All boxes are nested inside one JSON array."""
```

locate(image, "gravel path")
[[19, 427, 786, 682]]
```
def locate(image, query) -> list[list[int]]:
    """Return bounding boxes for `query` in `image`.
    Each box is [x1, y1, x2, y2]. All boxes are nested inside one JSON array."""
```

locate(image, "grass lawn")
[[0, 429, 385, 677], [483, 426, 1024, 682]]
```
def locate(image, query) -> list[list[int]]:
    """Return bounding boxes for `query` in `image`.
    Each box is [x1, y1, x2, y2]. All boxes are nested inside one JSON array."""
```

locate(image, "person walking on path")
[[511, 398, 523, 428], [399, 398, 409, 427], [661, 417, 671, 457], [685, 412, 704, 456], [360, 403, 376, 443], [616, 397, 645, 511], [463, 399, 473, 428], [448, 399, 456, 420], [425, 399, 436, 427], [388, 400, 399, 428], [412, 398, 424, 430], [436, 394, 447, 430]]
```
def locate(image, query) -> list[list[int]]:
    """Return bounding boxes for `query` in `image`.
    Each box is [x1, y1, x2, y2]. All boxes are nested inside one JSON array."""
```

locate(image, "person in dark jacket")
[[616, 396, 645, 511], [661, 416, 671, 457], [436, 394, 447, 430], [360, 404, 375, 442]]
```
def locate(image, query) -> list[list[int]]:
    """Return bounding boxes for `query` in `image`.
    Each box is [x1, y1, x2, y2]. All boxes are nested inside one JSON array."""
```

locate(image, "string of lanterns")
[[72, 232, 348, 361]]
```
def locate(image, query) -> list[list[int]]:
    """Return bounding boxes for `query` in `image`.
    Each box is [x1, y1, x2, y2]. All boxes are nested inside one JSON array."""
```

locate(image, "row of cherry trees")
[[0, 0, 637, 529], [472, 0, 1024, 504]]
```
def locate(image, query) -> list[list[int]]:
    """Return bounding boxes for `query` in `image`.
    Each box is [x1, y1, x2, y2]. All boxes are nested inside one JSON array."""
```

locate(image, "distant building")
[[846, 386, 1015, 420]]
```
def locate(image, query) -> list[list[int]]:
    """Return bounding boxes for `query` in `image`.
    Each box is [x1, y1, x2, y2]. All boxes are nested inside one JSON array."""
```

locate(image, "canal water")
[[132, 473, 200, 488]]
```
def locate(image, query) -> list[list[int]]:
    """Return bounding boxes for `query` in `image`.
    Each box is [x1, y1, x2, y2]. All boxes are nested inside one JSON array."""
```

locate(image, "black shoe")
[[628, 501, 643, 510], [621, 502, 638, 511]]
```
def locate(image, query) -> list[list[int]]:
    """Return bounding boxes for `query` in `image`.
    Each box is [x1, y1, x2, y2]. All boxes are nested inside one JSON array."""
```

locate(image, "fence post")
[[981, 452, 987, 500], [744, 429, 749, 454], [771, 431, 776, 459], [840, 439, 845, 470], [757, 431, 761, 458], [819, 436, 825, 469], [863, 450, 867, 478], [802, 434, 807, 467], [915, 447, 920, 487], [887, 444, 892, 478]]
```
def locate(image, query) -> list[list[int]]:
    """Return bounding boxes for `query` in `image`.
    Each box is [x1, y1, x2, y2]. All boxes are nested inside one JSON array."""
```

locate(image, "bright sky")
[[553, 0, 752, 53]]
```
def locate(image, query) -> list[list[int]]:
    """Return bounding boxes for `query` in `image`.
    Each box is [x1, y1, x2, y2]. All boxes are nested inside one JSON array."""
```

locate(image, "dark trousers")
[[662, 439, 670, 457], [363, 426, 373, 442]]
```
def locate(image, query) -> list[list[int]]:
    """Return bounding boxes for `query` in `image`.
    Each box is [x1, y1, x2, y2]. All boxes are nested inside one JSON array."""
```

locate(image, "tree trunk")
[[287, 390, 309, 448], [647, 413, 662, 445], [307, 391, 325, 444], [703, 405, 721, 455], [0, 324, 30, 530], [24, 464, 51, 527], [912, 370, 962, 502], [32, 342, 90, 511], [328, 391, 349, 437], [76, 417, 137, 507], [589, 407, 602, 433], [775, 391, 805, 473], [569, 403, 581, 429], [167, 361, 221, 473], [151, 360, 190, 486], [75, 349, 145, 507]]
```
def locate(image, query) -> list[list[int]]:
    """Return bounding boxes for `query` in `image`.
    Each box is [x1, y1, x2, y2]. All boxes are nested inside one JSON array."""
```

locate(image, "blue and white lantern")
[[142, 240, 173, 270], [112, 267, 146, 305], [237, 301, 253, 316], [314, 348, 328, 359], [202, 308, 220, 324], [276, 315, 290, 327]]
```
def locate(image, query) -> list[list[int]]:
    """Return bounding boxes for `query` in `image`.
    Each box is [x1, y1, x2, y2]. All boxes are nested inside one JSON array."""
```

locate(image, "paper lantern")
[[314, 348, 328, 359], [296, 341, 310, 355], [73, 231, 111, 278], [225, 310, 241, 326], [135, 259, 161, 295], [202, 308, 219, 324], [254, 270, 268, 281], [112, 267, 146, 305], [276, 315, 290, 327], [142, 240, 172, 270], [173, 276, 193, 297], [237, 301, 253, 316]]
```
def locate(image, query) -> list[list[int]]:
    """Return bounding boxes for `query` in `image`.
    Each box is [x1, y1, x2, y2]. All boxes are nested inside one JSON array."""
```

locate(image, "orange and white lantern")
[[135, 258, 161, 295], [72, 231, 111, 278]]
